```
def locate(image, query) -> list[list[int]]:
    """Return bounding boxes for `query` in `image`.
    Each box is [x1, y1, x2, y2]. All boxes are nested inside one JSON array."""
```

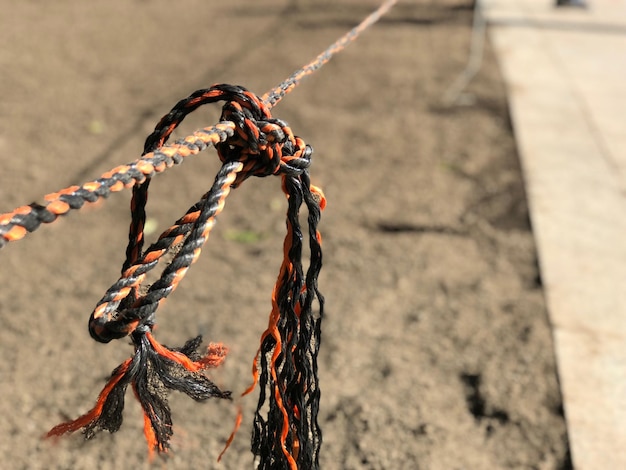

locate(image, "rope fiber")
[[1, 1, 397, 468]]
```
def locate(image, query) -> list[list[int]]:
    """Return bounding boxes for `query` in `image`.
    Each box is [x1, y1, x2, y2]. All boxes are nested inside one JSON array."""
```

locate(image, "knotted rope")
[[49, 84, 324, 466], [0, 1, 396, 468]]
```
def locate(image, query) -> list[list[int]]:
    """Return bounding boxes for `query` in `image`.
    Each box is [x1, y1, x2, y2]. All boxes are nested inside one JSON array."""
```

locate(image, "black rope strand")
[[295, 172, 325, 467], [250, 172, 324, 469]]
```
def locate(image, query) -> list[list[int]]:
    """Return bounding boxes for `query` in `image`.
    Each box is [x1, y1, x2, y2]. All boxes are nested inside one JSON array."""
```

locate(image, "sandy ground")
[[0, 1, 570, 469]]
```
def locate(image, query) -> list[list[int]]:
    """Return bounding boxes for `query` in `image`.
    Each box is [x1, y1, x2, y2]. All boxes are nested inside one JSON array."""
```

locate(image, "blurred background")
[[0, 0, 599, 468]]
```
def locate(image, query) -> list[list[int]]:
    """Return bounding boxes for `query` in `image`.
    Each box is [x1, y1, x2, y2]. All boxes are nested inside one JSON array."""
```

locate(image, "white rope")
[[441, 0, 486, 106]]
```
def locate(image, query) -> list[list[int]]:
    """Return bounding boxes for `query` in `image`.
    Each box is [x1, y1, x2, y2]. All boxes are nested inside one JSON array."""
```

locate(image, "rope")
[[1, 1, 397, 467], [441, 0, 486, 106]]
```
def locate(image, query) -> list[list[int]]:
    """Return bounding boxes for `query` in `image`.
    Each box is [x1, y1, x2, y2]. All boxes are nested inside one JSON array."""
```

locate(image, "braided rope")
[[1, 1, 397, 467], [261, 0, 397, 108], [0, 122, 236, 248]]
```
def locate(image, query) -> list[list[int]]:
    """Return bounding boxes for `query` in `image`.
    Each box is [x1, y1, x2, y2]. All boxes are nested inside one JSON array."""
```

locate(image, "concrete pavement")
[[482, 0, 626, 468]]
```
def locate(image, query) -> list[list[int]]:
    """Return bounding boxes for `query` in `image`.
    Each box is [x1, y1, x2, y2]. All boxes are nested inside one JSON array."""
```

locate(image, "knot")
[[85, 84, 317, 346], [214, 85, 312, 186], [73, 82, 320, 459]]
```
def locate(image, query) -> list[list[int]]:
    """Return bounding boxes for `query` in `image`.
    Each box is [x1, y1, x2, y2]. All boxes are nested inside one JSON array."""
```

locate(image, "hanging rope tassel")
[[47, 333, 230, 457], [249, 174, 325, 469]]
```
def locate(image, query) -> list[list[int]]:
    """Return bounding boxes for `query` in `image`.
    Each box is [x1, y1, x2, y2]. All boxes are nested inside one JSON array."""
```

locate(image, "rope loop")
[[87, 83, 313, 344]]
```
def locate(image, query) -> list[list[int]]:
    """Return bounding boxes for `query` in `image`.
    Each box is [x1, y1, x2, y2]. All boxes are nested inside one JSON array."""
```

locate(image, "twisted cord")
[[0, 122, 235, 248], [262, 0, 397, 108]]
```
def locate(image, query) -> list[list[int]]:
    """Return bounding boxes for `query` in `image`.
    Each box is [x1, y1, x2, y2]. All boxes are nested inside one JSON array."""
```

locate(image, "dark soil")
[[0, 1, 569, 468]]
